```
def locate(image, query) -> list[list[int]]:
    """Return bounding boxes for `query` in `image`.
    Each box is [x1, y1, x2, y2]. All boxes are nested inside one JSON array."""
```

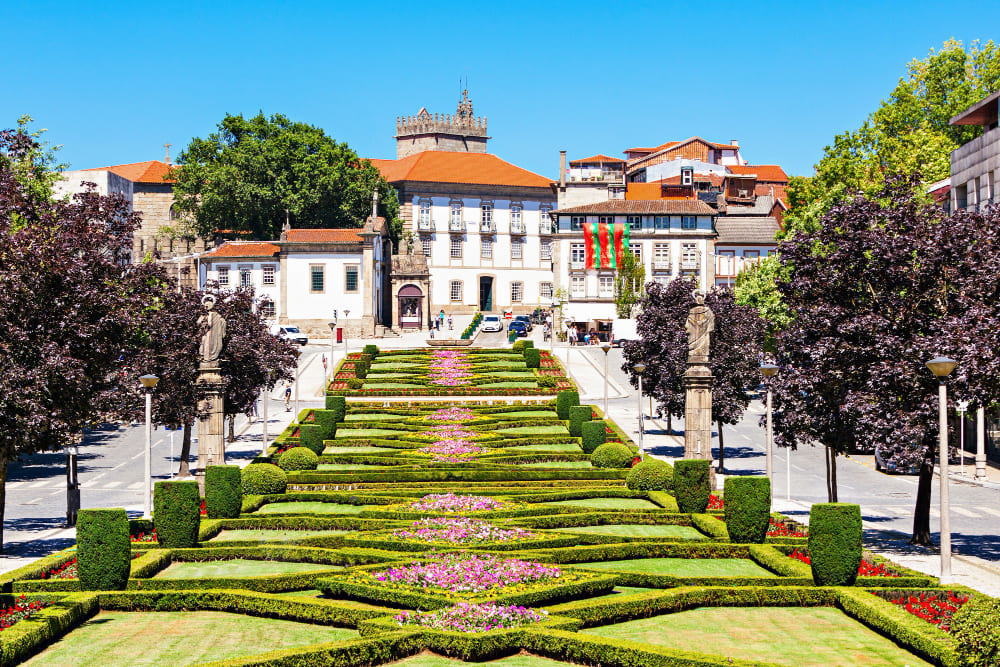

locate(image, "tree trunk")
[[717, 420, 725, 472], [178, 421, 193, 477], [910, 443, 936, 546], [0, 459, 6, 554], [830, 449, 839, 502], [825, 446, 833, 502], [227, 415, 236, 443], [667, 413, 672, 436]]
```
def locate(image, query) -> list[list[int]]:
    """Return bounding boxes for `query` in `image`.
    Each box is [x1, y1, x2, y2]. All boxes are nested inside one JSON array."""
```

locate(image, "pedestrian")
[[248, 399, 258, 423], [284, 382, 292, 412], [438, 309, 445, 331], [447, 314, 453, 330], [322, 354, 327, 377], [569, 327, 577, 346]]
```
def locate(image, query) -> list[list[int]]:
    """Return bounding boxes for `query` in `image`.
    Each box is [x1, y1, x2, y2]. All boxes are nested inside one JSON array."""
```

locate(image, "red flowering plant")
[[630, 456, 642, 468], [767, 517, 807, 538], [875, 591, 969, 631], [200, 499, 207, 516], [132, 529, 158, 543], [789, 549, 898, 577], [0, 595, 51, 631], [707, 495, 724, 510]]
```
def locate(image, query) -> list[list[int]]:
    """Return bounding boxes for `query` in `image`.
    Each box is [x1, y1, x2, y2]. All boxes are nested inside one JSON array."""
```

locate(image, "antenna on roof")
[[163, 143, 172, 165]]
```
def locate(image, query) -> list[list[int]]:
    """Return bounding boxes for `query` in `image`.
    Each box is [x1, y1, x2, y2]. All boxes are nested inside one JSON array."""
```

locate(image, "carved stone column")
[[196, 361, 226, 480], [683, 362, 714, 459]]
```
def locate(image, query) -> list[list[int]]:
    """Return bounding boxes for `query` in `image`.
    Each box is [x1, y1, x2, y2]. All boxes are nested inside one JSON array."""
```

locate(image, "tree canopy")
[[171, 112, 402, 242]]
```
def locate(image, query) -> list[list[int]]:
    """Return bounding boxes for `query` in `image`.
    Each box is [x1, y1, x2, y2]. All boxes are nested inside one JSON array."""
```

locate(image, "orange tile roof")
[[552, 199, 716, 216], [569, 154, 625, 166], [82, 160, 175, 184], [371, 151, 551, 188], [284, 229, 363, 244], [202, 241, 280, 259], [727, 164, 789, 182]]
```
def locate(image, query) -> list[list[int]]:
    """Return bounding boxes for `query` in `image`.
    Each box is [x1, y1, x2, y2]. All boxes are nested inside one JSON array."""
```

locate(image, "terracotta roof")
[[284, 229, 363, 244], [569, 154, 625, 166], [715, 216, 781, 245], [202, 241, 280, 259], [370, 151, 550, 188], [82, 160, 175, 184], [726, 164, 788, 182], [552, 199, 717, 216]]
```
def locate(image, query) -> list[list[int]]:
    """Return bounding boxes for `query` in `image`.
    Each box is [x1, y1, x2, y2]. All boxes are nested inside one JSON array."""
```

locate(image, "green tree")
[[171, 112, 402, 242], [613, 250, 645, 318], [734, 255, 792, 352], [0, 116, 64, 208]]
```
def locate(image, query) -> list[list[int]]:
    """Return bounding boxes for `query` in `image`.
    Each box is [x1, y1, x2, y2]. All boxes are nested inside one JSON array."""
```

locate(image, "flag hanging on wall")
[[584, 222, 630, 270]]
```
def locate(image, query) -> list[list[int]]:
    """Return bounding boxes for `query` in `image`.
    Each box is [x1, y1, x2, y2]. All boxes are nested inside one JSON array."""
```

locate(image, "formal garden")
[[0, 345, 997, 666]]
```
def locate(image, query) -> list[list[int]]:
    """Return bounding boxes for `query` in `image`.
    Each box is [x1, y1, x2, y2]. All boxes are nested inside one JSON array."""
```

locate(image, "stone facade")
[[395, 90, 489, 158], [950, 90, 1000, 212]]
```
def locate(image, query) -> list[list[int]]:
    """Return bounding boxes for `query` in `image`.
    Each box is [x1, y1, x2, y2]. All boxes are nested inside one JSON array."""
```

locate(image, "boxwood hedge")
[[153, 480, 201, 548], [568, 405, 592, 438], [77, 508, 130, 591], [723, 476, 770, 543], [673, 459, 711, 513], [808, 503, 862, 585], [556, 390, 580, 420], [205, 465, 242, 519], [581, 421, 606, 454]]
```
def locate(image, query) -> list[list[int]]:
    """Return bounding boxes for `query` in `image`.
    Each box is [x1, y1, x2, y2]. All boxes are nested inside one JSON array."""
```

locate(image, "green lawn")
[[490, 371, 537, 378], [501, 425, 569, 435], [324, 446, 399, 454], [364, 372, 419, 379], [24, 611, 357, 666], [505, 443, 581, 452], [388, 653, 574, 666], [572, 586, 658, 604], [541, 498, 659, 510], [360, 382, 424, 389], [556, 525, 706, 539], [334, 429, 408, 438], [495, 410, 560, 418], [254, 501, 374, 514], [317, 464, 394, 470], [155, 558, 342, 579], [583, 607, 931, 667], [516, 461, 594, 468], [577, 557, 774, 578], [345, 413, 410, 421], [207, 529, 349, 542], [478, 382, 538, 389]]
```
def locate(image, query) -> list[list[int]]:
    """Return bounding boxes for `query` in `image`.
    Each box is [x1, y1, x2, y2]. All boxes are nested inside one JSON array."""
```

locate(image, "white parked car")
[[481, 314, 503, 333], [269, 324, 309, 345]]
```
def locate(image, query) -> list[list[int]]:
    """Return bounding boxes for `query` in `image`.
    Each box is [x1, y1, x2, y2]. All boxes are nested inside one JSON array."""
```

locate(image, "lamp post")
[[139, 374, 159, 519], [761, 364, 778, 486], [633, 362, 646, 458], [343, 309, 351, 357], [328, 317, 337, 384], [551, 300, 561, 353], [294, 351, 301, 418], [926, 356, 957, 583], [600, 342, 612, 416], [261, 386, 269, 456], [957, 400, 969, 476]]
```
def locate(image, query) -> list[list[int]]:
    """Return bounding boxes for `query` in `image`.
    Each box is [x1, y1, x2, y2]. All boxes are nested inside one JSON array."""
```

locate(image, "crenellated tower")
[[395, 90, 490, 158]]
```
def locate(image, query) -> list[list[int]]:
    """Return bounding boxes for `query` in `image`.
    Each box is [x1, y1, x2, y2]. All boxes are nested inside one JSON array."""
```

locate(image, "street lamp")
[[633, 362, 646, 458], [926, 356, 957, 583], [551, 299, 561, 353], [343, 309, 351, 357], [261, 385, 269, 456], [761, 364, 778, 486], [293, 350, 301, 418], [600, 341, 612, 416], [139, 374, 159, 519], [328, 319, 337, 383]]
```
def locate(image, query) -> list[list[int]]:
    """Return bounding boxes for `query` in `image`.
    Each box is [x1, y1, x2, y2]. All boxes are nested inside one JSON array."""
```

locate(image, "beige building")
[[950, 90, 1000, 211]]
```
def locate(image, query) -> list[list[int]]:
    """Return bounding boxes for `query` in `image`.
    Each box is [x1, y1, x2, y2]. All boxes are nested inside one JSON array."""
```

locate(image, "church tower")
[[394, 90, 490, 158]]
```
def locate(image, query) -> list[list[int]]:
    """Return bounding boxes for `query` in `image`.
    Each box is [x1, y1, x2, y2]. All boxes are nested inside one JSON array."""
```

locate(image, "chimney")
[[559, 150, 567, 188], [730, 140, 738, 146]]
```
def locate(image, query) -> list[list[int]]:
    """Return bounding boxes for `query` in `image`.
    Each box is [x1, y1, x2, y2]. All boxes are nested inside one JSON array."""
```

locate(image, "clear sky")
[[4, 1, 999, 178]]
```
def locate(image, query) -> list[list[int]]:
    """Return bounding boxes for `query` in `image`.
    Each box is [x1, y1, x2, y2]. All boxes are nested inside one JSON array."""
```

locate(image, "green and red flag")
[[584, 222, 630, 269]]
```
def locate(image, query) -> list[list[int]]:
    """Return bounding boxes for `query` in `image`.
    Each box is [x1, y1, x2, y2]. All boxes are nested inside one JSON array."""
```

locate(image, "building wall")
[[199, 258, 282, 320], [283, 252, 366, 327], [714, 245, 774, 287], [396, 133, 489, 158], [951, 125, 1000, 211], [644, 160, 727, 183]]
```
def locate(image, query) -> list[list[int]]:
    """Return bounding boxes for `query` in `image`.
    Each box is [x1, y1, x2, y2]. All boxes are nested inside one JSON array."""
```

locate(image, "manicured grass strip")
[[501, 426, 570, 435], [498, 411, 560, 418], [362, 383, 424, 389], [573, 586, 659, 604], [540, 498, 660, 510], [344, 413, 411, 421], [334, 429, 409, 438], [555, 525, 706, 539], [505, 443, 582, 452], [317, 464, 395, 470], [254, 502, 375, 514], [577, 557, 775, 577], [390, 654, 576, 666], [324, 446, 399, 454], [207, 529, 350, 542], [479, 382, 538, 389], [583, 606, 932, 667], [154, 558, 343, 579], [23, 610, 357, 666], [516, 462, 594, 468]]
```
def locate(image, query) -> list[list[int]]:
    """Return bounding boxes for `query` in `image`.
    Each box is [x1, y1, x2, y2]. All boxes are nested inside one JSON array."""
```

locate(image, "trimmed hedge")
[[153, 480, 200, 548], [808, 503, 862, 586], [325, 395, 347, 421], [524, 348, 541, 369], [591, 443, 632, 468], [298, 423, 327, 455], [363, 344, 379, 357], [568, 405, 592, 438], [313, 409, 340, 437], [626, 459, 673, 491], [354, 360, 368, 379], [77, 508, 130, 590], [949, 595, 1000, 666], [205, 465, 242, 519], [511, 340, 528, 353], [673, 459, 711, 513], [580, 421, 607, 454], [723, 476, 771, 544], [278, 446, 320, 472], [556, 390, 580, 420], [241, 463, 288, 495]]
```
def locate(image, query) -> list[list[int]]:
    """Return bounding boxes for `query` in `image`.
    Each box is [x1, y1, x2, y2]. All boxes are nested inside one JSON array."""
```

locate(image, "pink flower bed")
[[427, 407, 476, 421], [418, 439, 488, 463], [392, 517, 534, 545], [394, 602, 547, 633], [418, 426, 477, 440], [428, 350, 474, 386], [373, 553, 561, 594], [408, 493, 507, 513]]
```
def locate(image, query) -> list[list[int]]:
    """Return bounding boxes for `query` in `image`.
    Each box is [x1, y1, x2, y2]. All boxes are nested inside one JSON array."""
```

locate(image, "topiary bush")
[[353, 359, 368, 379], [512, 340, 527, 353], [674, 459, 712, 513], [568, 405, 592, 438], [77, 508, 130, 591], [278, 446, 320, 472], [808, 503, 862, 586], [626, 459, 674, 491], [724, 476, 771, 543], [363, 344, 379, 357], [312, 409, 339, 438], [325, 395, 347, 421], [591, 442, 633, 468], [205, 465, 242, 519], [153, 480, 200, 548], [581, 420, 607, 454], [951, 596, 1000, 667], [524, 348, 541, 369], [347, 378, 363, 389], [537, 376, 557, 389], [298, 423, 327, 456], [556, 390, 580, 420], [522, 340, 534, 349], [241, 463, 288, 495]]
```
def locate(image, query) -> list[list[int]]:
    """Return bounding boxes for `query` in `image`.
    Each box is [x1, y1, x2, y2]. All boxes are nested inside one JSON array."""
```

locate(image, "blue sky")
[[4, 1, 999, 178]]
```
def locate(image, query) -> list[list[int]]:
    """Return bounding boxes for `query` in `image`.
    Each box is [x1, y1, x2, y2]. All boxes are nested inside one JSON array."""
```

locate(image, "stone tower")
[[395, 90, 490, 158]]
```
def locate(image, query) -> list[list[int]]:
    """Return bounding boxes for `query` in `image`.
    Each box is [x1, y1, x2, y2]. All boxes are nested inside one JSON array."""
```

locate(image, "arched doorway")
[[398, 284, 424, 329]]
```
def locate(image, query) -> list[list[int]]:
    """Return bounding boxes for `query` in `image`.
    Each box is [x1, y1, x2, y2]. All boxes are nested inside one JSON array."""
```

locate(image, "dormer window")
[[681, 167, 694, 186]]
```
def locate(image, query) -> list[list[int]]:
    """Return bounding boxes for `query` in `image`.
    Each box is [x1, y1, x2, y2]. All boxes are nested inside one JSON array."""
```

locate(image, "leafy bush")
[[626, 459, 673, 491], [354, 360, 368, 379], [537, 376, 557, 389], [204, 465, 241, 519], [808, 503, 862, 585], [522, 340, 534, 349], [952, 596, 1000, 667], [723, 476, 771, 543], [77, 508, 130, 590], [512, 340, 528, 353], [241, 463, 288, 495], [591, 442, 633, 468], [673, 459, 711, 513], [568, 405, 592, 438], [298, 423, 327, 455], [524, 348, 541, 369], [347, 378, 364, 389], [153, 480, 200, 548], [313, 409, 340, 438], [556, 390, 580, 420], [279, 446, 320, 472], [363, 344, 379, 357], [325, 395, 347, 421], [581, 420, 607, 454]]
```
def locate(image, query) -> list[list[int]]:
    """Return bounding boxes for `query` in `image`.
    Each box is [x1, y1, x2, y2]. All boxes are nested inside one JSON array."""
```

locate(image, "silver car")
[[481, 315, 503, 332]]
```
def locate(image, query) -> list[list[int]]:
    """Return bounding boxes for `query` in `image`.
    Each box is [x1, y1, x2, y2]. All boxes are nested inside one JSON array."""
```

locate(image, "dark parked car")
[[513, 315, 533, 332], [507, 320, 529, 337]]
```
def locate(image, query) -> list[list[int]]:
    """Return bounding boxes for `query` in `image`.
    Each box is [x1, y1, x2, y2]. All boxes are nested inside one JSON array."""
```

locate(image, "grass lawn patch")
[[207, 529, 350, 542], [155, 558, 342, 579], [344, 413, 410, 421], [317, 464, 394, 470], [556, 525, 706, 539], [497, 411, 560, 418], [388, 652, 575, 666], [505, 443, 581, 452], [254, 502, 374, 514], [362, 382, 425, 389], [516, 461, 593, 468], [334, 429, 409, 438], [23, 610, 357, 666], [575, 586, 658, 603], [583, 607, 932, 667], [324, 446, 399, 454], [491, 372, 538, 378], [540, 498, 659, 510], [501, 425, 570, 436], [479, 382, 538, 389], [577, 557, 775, 578]]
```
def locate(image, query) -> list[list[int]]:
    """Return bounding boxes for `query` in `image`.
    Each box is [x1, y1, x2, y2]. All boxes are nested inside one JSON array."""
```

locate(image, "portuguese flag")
[[584, 222, 630, 269]]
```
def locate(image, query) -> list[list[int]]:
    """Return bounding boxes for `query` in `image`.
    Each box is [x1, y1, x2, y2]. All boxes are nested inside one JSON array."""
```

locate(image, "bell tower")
[[395, 89, 491, 158]]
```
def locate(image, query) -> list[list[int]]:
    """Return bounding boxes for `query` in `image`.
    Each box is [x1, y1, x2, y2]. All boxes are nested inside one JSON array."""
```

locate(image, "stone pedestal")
[[683, 362, 714, 460], [196, 362, 226, 481]]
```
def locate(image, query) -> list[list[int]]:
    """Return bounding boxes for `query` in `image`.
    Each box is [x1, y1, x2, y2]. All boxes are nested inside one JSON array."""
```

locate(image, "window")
[[450, 237, 463, 259], [450, 201, 462, 224], [653, 243, 671, 269], [654, 216, 669, 230], [481, 203, 493, 225], [717, 250, 735, 277], [599, 276, 613, 297], [450, 280, 463, 302], [681, 216, 697, 230], [217, 265, 230, 286], [571, 216, 585, 231], [540, 240, 552, 261], [421, 235, 432, 256], [345, 265, 359, 292], [599, 215, 614, 226], [627, 215, 641, 230], [510, 281, 523, 303], [510, 204, 523, 233], [571, 243, 585, 267], [169, 205, 180, 221], [681, 167, 693, 186], [540, 282, 553, 298], [744, 250, 760, 265], [481, 237, 493, 259], [239, 265, 252, 288], [539, 206, 552, 233], [571, 275, 586, 297], [654, 275, 672, 286], [310, 265, 324, 292], [511, 238, 523, 260], [418, 200, 431, 225], [629, 244, 642, 262], [681, 243, 698, 267], [259, 298, 275, 318], [262, 265, 276, 285]]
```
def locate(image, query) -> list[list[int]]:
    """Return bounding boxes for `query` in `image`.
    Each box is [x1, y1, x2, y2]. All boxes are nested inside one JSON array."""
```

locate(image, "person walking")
[[447, 314, 453, 330], [284, 382, 292, 412]]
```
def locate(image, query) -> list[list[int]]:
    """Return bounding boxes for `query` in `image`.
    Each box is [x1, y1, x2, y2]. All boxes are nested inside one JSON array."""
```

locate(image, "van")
[[269, 324, 309, 345]]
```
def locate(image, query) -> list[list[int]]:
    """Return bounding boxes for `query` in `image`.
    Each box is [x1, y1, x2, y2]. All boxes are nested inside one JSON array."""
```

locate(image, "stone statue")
[[685, 293, 714, 363], [198, 295, 226, 363]]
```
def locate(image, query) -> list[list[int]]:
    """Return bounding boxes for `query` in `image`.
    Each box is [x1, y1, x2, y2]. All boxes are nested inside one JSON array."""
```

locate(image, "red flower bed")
[[876, 591, 969, 631], [630, 456, 642, 468], [707, 495, 724, 510], [132, 529, 158, 543], [200, 499, 207, 516], [0, 595, 50, 630], [789, 549, 898, 577], [767, 517, 807, 538]]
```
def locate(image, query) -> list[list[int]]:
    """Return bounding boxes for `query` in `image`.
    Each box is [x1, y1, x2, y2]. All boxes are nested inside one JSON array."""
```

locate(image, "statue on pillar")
[[195, 294, 227, 485], [198, 294, 226, 364], [683, 293, 715, 463], [685, 293, 714, 364]]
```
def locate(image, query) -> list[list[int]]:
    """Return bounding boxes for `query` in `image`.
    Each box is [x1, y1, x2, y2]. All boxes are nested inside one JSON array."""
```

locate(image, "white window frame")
[[216, 265, 230, 286], [259, 298, 275, 319], [653, 243, 671, 270], [450, 237, 463, 259], [599, 276, 614, 297], [511, 237, 523, 260], [481, 237, 493, 259], [262, 264, 276, 286], [481, 203, 493, 226], [419, 200, 431, 224], [450, 280, 463, 302], [681, 242, 698, 267], [571, 243, 585, 268], [540, 239, 552, 261], [571, 275, 586, 297], [510, 281, 523, 303], [421, 235, 432, 256], [450, 201, 463, 224], [540, 282, 553, 298], [239, 265, 253, 288]]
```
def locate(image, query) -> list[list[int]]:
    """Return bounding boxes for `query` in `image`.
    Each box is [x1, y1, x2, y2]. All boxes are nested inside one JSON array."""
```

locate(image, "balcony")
[[653, 261, 672, 271], [539, 220, 553, 235], [480, 220, 496, 234], [681, 257, 699, 269], [449, 219, 466, 233], [510, 221, 525, 235], [417, 219, 435, 231]]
